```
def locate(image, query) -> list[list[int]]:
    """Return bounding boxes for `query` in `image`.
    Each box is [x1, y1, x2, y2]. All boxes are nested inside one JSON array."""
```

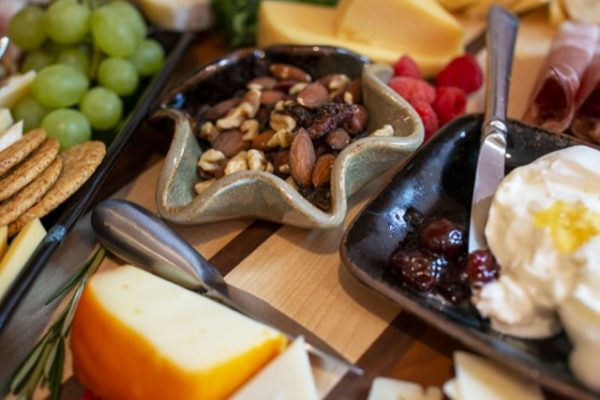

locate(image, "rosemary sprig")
[[5, 246, 106, 400]]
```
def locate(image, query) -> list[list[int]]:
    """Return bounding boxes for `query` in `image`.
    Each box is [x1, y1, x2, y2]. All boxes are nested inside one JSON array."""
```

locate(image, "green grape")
[[129, 39, 165, 77], [57, 47, 90, 73], [41, 109, 91, 149], [91, 6, 138, 57], [8, 6, 47, 50], [12, 96, 50, 132], [80, 87, 123, 130], [32, 64, 89, 109], [21, 50, 55, 73], [97, 58, 139, 96], [108, 1, 146, 42], [43, 0, 91, 45]]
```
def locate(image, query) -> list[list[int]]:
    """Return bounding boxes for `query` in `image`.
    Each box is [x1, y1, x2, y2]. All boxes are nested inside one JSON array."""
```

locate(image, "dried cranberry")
[[419, 218, 466, 259], [283, 103, 314, 127], [389, 248, 443, 292], [467, 250, 500, 288]]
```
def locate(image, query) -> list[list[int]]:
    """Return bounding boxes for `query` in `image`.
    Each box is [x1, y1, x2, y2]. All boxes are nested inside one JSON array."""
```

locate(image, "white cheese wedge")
[[0, 108, 14, 133], [136, 0, 213, 31], [0, 71, 35, 109], [231, 336, 319, 400], [70, 265, 287, 400], [454, 352, 543, 400], [0, 219, 45, 301], [0, 120, 23, 151], [367, 377, 442, 400], [0, 226, 7, 261], [443, 378, 460, 400]]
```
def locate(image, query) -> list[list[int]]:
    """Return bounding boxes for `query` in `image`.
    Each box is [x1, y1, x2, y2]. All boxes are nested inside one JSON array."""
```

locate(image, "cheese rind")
[[231, 336, 319, 400], [70, 266, 287, 400], [0, 219, 45, 300], [257, 1, 463, 76]]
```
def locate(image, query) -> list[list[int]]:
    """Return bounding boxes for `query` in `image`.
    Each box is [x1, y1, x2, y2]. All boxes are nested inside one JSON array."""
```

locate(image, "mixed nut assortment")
[[191, 63, 391, 211]]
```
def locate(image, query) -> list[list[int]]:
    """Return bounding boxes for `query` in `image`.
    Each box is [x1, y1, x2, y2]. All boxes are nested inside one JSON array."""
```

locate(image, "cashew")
[[370, 124, 394, 137], [241, 119, 259, 141], [267, 130, 293, 148], [225, 151, 249, 175], [198, 149, 226, 171]]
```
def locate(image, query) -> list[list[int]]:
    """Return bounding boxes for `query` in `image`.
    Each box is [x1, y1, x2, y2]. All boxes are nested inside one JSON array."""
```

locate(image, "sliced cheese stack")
[[231, 336, 319, 400], [70, 265, 287, 400], [258, 0, 464, 75], [0, 219, 45, 300]]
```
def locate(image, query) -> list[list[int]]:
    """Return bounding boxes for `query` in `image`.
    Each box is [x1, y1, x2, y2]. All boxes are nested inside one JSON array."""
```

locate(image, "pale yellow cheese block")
[[257, 1, 463, 76], [367, 377, 442, 400], [0, 226, 7, 260], [0, 71, 35, 109], [335, 0, 463, 59], [70, 265, 287, 400], [0, 218, 45, 300]]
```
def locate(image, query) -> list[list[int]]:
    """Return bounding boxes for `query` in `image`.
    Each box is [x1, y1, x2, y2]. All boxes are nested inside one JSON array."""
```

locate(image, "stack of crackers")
[[0, 129, 106, 236]]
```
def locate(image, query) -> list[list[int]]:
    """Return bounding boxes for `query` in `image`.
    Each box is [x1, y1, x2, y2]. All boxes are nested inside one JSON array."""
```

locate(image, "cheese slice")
[[0, 219, 45, 301], [335, 0, 463, 58], [0, 121, 23, 152], [257, 1, 463, 76], [0, 226, 7, 261], [454, 352, 543, 400], [70, 266, 287, 400], [0, 71, 35, 109], [231, 336, 319, 400], [136, 0, 213, 31], [367, 377, 442, 400], [0, 109, 14, 134]]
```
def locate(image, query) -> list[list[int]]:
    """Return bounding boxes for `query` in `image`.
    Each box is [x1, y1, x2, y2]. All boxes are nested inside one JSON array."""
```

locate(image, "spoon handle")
[[484, 5, 519, 136], [91, 199, 225, 291]]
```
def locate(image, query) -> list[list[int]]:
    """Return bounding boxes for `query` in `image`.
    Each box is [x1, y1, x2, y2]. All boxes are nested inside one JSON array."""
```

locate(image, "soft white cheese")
[[367, 377, 442, 400]]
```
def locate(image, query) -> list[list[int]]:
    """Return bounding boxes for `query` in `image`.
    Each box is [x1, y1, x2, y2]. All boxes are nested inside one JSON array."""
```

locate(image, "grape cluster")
[[8, 0, 165, 149]]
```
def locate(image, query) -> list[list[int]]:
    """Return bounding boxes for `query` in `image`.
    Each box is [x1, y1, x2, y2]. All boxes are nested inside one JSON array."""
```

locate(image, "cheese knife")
[[91, 198, 362, 375], [468, 6, 519, 252]]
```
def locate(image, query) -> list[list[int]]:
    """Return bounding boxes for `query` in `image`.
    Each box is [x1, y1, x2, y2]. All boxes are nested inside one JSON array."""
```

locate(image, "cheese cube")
[[0, 219, 45, 300], [231, 336, 319, 400], [70, 266, 287, 400]]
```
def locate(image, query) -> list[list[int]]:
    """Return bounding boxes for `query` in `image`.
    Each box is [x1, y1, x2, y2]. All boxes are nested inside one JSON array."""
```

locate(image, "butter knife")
[[91, 199, 362, 375], [468, 6, 519, 252]]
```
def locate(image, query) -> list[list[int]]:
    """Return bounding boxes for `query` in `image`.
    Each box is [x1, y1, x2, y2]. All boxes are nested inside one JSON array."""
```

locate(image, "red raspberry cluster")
[[388, 54, 483, 141]]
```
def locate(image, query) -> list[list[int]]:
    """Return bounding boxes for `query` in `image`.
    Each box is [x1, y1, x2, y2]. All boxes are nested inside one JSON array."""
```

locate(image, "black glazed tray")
[[340, 114, 599, 400], [0, 31, 195, 330]]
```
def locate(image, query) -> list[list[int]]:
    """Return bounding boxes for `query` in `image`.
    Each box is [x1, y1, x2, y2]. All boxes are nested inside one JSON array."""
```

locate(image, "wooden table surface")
[[0, 10, 563, 400]]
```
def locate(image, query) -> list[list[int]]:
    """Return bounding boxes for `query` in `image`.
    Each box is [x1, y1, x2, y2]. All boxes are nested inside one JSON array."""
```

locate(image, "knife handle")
[[91, 199, 226, 291], [484, 5, 519, 137]]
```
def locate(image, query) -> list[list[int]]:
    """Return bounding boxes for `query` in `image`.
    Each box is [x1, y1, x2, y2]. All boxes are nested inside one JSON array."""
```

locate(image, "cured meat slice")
[[523, 21, 599, 133], [570, 43, 600, 144]]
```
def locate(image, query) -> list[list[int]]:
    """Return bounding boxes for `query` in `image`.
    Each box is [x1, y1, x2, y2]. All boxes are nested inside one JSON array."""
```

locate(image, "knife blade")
[[468, 6, 519, 252], [91, 199, 362, 375]]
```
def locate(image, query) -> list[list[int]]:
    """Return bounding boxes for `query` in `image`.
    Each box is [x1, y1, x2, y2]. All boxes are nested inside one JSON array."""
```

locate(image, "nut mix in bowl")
[[155, 46, 424, 229]]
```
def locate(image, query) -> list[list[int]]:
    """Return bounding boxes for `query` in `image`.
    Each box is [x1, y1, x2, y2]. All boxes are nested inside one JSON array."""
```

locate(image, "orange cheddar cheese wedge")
[[70, 265, 287, 400]]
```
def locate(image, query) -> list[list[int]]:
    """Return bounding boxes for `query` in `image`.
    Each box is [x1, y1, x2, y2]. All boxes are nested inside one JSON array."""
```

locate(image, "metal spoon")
[[0, 37, 9, 62], [91, 199, 362, 375]]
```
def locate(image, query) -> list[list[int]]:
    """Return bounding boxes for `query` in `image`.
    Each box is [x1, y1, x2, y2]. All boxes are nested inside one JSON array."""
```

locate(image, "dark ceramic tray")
[[0, 31, 195, 330], [341, 114, 599, 400]]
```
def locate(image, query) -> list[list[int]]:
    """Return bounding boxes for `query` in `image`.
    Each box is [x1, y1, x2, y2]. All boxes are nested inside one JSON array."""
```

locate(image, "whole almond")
[[252, 130, 276, 151], [212, 130, 248, 157], [261, 90, 286, 106], [289, 130, 316, 187], [344, 105, 369, 134], [270, 64, 311, 82], [326, 128, 351, 150], [297, 82, 328, 109], [312, 154, 336, 187], [248, 76, 277, 90], [205, 97, 243, 121]]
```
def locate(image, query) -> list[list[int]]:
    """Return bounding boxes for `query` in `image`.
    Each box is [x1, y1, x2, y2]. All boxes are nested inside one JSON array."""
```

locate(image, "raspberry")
[[412, 100, 439, 141], [388, 76, 435, 105], [433, 86, 467, 126], [392, 55, 422, 79], [436, 54, 483, 94]]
